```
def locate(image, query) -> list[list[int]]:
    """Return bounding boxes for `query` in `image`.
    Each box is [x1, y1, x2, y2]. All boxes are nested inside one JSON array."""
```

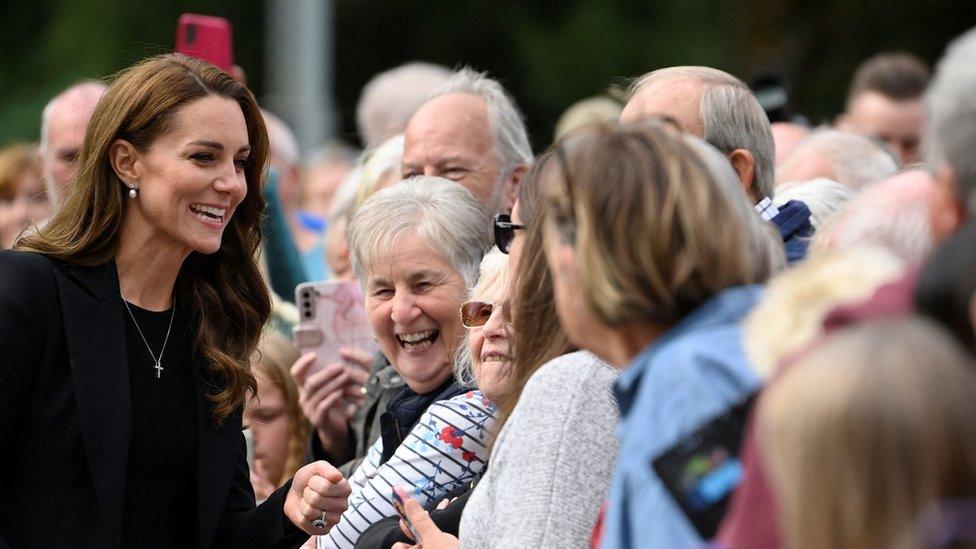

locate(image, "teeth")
[[191, 204, 226, 219], [482, 355, 508, 363], [402, 339, 433, 351], [399, 330, 435, 343]]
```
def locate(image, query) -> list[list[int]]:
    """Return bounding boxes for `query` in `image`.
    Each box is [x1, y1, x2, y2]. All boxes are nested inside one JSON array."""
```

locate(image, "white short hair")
[[39, 80, 106, 151], [633, 67, 775, 201], [454, 248, 510, 387], [777, 128, 897, 190], [356, 62, 452, 149], [347, 176, 492, 289], [774, 178, 856, 229], [425, 67, 533, 176], [926, 27, 976, 212]]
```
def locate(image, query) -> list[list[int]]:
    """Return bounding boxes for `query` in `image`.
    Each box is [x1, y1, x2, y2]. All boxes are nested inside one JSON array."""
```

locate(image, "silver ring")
[[312, 511, 327, 529]]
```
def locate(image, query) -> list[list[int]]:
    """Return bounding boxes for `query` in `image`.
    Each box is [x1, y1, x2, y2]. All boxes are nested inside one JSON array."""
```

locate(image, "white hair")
[[814, 174, 935, 265], [327, 134, 405, 219], [926, 27, 976, 212], [356, 62, 453, 149], [774, 178, 856, 229], [454, 248, 510, 387], [347, 176, 492, 289], [39, 80, 106, 152], [633, 67, 775, 201], [777, 128, 898, 190], [261, 109, 301, 168], [683, 134, 786, 278], [425, 67, 533, 177]]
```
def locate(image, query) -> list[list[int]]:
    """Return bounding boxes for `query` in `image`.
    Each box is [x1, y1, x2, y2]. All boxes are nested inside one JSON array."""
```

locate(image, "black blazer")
[[0, 250, 308, 549]]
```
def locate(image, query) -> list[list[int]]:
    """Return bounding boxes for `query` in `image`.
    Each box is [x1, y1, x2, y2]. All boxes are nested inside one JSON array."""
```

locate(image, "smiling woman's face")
[[364, 234, 468, 394], [468, 281, 515, 403]]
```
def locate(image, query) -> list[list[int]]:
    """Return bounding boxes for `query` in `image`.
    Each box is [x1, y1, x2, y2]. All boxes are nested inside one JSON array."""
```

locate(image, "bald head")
[[40, 81, 106, 209], [621, 66, 774, 202]]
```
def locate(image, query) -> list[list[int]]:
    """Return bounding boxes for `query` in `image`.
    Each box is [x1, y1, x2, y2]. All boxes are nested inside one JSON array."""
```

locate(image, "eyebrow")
[[189, 140, 252, 154]]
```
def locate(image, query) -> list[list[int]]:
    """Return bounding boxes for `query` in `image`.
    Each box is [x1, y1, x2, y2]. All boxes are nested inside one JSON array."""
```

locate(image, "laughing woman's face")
[[364, 233, 468, 394]]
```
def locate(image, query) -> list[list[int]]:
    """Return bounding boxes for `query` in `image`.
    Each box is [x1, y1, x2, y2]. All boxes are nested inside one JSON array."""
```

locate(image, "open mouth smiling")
[[396, 329, 440, 351], [190, 203, 227, 225]]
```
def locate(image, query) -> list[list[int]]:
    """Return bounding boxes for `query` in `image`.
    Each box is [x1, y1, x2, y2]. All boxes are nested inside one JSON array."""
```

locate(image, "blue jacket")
[[602, 285, 763, 549], [771, 199, 814, 263]]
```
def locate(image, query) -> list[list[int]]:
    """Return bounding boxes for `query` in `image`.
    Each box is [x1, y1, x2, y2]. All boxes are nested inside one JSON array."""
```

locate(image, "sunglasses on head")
[[493, 214, 525, 255], [460, 300, 512, 328]]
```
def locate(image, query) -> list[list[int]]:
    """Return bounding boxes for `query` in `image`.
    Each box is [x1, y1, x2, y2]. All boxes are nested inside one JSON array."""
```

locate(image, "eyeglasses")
[[493, 214, 525, 254], [460, 300, 512, 328]]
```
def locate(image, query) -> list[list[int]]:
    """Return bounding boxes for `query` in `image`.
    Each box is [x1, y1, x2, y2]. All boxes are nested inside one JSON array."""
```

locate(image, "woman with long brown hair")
[[0, 53, 349, 548]]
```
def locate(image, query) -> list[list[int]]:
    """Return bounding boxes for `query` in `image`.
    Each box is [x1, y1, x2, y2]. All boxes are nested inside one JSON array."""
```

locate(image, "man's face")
[[43, 100, 98, 207], [619, 77, 704, 136], [402, 93, 508, 213], [841, 91, 925, 166]]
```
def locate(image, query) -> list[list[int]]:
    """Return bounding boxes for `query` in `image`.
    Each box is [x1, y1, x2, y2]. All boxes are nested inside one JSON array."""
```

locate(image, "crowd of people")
[[1, 21, 976, 549]]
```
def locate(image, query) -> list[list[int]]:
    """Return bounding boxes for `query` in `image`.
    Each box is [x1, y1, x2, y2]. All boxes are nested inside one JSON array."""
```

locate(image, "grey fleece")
[[459, 351, 620, 548]]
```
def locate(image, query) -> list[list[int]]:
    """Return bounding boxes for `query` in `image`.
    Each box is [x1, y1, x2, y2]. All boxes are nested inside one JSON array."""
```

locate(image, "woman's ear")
[[108, 139, 142, 184]]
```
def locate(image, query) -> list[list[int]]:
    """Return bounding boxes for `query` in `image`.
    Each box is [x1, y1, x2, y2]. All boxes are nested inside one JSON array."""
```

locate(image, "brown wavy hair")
[[16, 53, 271, 424]]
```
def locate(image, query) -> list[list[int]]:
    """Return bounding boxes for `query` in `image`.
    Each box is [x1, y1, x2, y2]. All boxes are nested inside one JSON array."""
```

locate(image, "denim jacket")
[[601, 285, 764, 549]]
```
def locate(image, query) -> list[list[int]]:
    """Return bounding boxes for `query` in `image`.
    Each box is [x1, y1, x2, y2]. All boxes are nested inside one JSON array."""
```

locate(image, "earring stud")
[[128, 187, 138, 199]]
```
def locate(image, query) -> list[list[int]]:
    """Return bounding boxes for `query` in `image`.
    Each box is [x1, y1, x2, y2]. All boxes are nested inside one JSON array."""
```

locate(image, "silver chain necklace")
[[121, 292, 176, 379]]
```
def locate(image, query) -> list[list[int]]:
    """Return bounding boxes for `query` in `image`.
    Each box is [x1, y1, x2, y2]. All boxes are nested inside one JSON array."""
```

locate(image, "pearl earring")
[[128, 187, 138, 199]]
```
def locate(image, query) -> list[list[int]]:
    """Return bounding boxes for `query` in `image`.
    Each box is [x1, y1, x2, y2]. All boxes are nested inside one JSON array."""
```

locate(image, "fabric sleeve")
[[319, 392, 496, 549]]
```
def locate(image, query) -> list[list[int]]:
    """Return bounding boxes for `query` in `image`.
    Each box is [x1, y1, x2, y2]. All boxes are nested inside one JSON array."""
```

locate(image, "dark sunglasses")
[[460, 300, 512, 328], [493, 214, 526, 254]]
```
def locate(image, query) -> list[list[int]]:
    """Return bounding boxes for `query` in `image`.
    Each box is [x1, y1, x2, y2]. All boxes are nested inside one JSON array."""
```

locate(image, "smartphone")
[[293, 280, 378, 373], [174, 13, 234, 71], [391, 486, 421, 541], [651, 393, 757, 539]]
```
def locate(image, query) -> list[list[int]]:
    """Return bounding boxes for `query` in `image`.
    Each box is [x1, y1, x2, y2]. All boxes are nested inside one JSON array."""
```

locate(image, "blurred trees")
[[2, 0, 974, 150]]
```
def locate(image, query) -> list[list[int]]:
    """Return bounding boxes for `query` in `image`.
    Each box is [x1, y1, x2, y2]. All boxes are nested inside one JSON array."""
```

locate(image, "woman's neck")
[[116, 218, 191, 311], [600, 323, 669, 369]]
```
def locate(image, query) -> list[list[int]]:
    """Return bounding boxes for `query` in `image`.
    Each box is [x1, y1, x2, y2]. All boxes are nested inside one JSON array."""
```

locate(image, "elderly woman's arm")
[[317, 391, 496, 549]]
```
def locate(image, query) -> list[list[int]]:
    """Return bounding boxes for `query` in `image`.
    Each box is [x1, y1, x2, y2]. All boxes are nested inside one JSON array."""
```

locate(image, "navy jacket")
[[771, 200, 815, 263]]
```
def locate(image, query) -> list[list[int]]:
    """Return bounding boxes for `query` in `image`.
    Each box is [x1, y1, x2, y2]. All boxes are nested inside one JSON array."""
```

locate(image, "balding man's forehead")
[[621, 76, 705, 135]]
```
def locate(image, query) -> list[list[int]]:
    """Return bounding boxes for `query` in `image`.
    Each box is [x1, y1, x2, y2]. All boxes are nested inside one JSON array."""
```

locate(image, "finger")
[[307, 460, 346, 485], [399, 519, 416, 541], [290, 352, 318, 385], [339, 347, 374, 371], [303, 363, 348, 395], [313, 391, 346, 426], [403, 496, 440, 540], [302, 486, 349, 513], [436, 498, 450, 510]]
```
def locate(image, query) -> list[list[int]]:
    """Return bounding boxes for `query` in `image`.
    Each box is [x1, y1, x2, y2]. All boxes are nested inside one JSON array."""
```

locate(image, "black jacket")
[[0, 250, 307, 549]]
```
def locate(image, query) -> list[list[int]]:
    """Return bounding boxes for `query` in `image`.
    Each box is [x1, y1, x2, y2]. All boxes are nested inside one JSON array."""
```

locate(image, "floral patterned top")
[[318, 390, 496, 549]]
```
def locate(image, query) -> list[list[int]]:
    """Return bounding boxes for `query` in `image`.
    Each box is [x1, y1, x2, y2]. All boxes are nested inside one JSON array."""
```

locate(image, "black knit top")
[[120, 300, 198, 547]]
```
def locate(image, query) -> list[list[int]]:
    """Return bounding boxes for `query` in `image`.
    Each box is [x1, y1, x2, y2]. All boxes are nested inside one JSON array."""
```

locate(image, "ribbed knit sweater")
[[459, 351, 620, 548]]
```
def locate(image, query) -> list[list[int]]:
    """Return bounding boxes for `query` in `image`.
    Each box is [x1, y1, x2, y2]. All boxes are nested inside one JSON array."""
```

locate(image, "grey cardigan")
[[459, 351, 620, 548]]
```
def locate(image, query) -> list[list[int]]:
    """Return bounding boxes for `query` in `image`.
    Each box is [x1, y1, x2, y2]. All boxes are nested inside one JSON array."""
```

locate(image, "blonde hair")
[[760, 318, 976, 549], [547, 122, 761, 327], [454, 248, 511, 386], [743, 247, 904, 378], [252, 332, 308, 483]]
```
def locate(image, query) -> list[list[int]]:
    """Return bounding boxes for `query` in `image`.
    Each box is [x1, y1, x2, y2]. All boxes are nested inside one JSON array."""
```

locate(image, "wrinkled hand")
[[284, 461, 350, 535], [391, 495, 460, 549], [292, 352, 353, 454]]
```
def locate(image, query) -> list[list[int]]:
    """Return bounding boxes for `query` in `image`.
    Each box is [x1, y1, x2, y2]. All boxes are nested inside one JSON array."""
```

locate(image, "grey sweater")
[[459, 351, 620, 548]]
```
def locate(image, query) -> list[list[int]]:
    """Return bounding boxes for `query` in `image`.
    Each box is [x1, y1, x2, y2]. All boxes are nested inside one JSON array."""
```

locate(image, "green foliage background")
[[1, 0, 974, 151]]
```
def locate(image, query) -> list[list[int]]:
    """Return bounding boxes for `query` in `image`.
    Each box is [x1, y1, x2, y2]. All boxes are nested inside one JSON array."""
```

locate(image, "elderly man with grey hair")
[[621, 66, 814, 262], [356, 62, 452, 149], [402, 67, 533, 215], [39, 80, 106, 211], [775, 128, 898, 191], [927, 26, 976, 243]]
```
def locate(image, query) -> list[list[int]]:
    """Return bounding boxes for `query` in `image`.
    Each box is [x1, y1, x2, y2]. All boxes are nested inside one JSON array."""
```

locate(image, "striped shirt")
[[318, 390, 496, 548]]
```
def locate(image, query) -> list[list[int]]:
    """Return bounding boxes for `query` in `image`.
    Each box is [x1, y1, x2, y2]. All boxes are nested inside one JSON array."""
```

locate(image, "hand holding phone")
[[391, 486, 421, 542]]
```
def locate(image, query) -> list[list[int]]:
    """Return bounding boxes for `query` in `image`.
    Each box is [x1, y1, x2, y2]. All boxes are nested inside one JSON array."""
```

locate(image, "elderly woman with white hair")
[[315, 177, 496, 549]]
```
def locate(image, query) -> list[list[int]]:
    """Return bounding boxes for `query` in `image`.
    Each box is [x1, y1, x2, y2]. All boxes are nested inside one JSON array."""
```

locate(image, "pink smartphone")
[[293, 280, 378, 373], [174, 13, 234, 71], [391, 486, 421, 541]]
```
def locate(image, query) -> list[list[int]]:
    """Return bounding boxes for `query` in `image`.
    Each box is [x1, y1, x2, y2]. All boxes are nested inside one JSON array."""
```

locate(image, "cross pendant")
[[154, 360, 164, 379]]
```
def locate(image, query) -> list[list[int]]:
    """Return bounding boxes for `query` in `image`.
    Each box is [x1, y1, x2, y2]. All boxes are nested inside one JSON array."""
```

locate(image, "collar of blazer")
[[54, 261, 246, 548]]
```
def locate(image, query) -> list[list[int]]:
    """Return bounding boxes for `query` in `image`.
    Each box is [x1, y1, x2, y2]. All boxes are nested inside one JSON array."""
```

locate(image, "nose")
[[391, 291, 420, 325], [214, 159, 247, 198], [481, 306, 508, 340], [423, 166, 439, 177]]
